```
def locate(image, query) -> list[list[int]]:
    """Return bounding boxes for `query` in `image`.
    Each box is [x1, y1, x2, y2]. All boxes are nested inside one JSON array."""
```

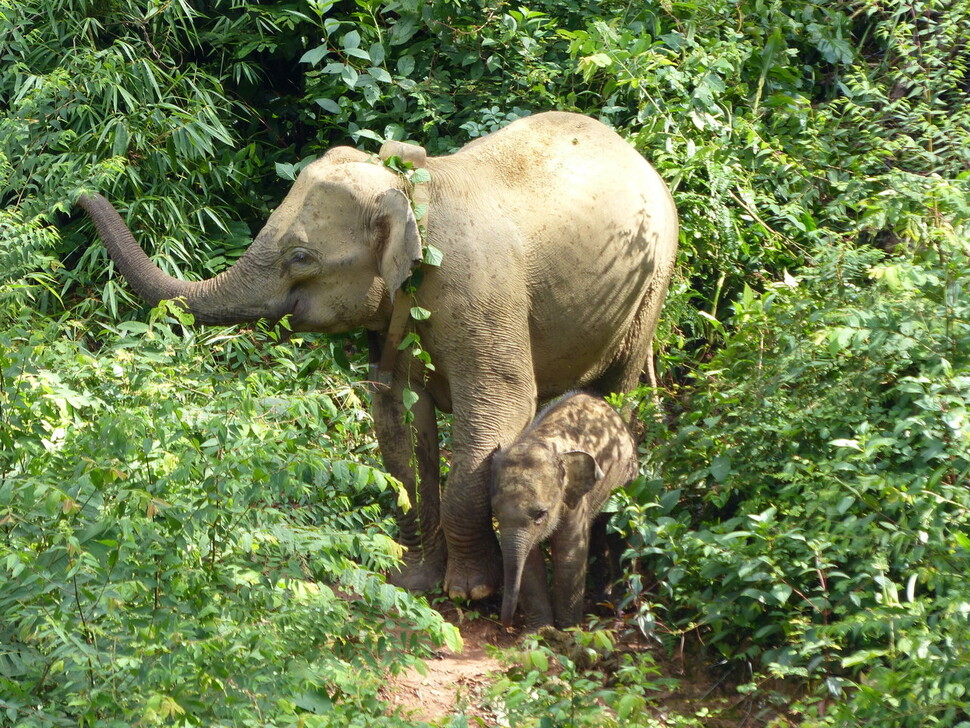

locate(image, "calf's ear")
[[560, 450, 604, 509]]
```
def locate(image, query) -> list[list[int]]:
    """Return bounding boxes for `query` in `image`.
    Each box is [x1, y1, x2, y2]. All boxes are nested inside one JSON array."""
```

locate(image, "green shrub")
[[618, 185, 969, 723], [0, 305, 459, 726], [487, 630, 683, 728]]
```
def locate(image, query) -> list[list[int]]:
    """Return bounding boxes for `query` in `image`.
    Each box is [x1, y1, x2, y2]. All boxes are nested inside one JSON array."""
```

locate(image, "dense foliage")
[[619, 234, 970, 725], [0, 306, 462, 726], [2, 0, 968, 725]]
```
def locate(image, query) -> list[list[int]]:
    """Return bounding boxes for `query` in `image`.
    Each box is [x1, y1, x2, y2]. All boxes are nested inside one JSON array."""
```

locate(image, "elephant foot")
[[387, 542, 447, 593], [444, 546, 502, 601], [523, 613, 555, 632], [519, 599, 555, 632], [388, 562, 445, 592]]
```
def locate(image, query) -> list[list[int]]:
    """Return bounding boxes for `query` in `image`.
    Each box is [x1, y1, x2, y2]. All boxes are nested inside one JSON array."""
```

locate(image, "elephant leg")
[[518, 545, 554, 630], [439, 447, 503, 601], [550, 512, 592, 628], [442, 383, 537, 601], [588, 512, 624, 604], [374, 380, 447, 592]]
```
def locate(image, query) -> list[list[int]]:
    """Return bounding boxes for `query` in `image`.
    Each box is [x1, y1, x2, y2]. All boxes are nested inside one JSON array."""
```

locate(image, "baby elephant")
[[491, 392, 638, 629]]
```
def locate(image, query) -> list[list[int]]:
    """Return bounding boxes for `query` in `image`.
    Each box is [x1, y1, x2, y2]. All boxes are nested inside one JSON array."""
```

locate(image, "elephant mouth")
[[283, 291, 340, 334], [287, 293, 307, 328]]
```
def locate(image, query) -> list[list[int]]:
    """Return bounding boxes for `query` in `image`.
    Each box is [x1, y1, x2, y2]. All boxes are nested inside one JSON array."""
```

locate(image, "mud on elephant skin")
[[75, 111, 677, 601], [491, 392, 639, 629]]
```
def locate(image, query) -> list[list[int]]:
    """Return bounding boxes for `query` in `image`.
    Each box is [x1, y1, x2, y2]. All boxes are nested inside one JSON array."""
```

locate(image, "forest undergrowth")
[[2, 0, 969, 725]]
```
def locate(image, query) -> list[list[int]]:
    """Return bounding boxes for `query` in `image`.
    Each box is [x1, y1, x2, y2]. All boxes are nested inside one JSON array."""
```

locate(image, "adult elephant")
[[76, 112, 678, 601]]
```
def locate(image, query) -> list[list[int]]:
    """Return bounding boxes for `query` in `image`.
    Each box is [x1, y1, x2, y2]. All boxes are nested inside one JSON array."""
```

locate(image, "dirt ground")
[[382, 598, 783, 727], [384, 600, 517, 724]]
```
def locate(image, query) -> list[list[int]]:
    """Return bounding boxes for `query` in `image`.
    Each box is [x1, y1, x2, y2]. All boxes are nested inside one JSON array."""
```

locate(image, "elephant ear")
[[560, 450, 604, 510], [380, 140, 428, 168], [374, 188, 422, 301]]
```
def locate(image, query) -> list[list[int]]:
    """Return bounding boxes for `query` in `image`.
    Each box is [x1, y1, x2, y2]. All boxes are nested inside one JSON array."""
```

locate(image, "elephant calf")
[[491, 392, 638, 629]]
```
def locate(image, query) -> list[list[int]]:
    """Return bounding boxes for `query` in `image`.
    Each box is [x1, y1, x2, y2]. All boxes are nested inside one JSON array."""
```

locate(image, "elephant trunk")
[[500, 530, 532, 627], [76, 193, 285, 325]]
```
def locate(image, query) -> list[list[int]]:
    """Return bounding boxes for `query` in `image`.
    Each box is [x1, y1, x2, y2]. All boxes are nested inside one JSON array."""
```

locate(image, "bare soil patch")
[[384, 599, 516, 724]]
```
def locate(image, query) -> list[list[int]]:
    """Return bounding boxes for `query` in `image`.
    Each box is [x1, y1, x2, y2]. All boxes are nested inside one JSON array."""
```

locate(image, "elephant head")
[[491, 442, 604, 627], [77, 148, 423, 332]]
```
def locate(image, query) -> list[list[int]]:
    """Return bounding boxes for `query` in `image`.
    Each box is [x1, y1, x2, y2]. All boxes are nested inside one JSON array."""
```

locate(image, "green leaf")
[[442, 623, 463, 653], [842, 649, 888, 668], [367, 67, 392, 84], [617, 693, 642, 721], [368, 42, 385, 66], [315, 97, 341, 114], [354, 127, 383, 143], [293, 688, 333, 714], [275, 162, 296, 181], [397, 55, 415, 76], [527, 650, 549, 672], [698, 309, 723, 330], [398, 332, 421, 351], [410, 167, 431, 185], [342, 30, 361, 50], [341, 65, 359, 88], [409, 306, 431, 321], [300, 45, 329, 65], [584, 52, 612, 68], [346, 47, 372, 61], [116, 321, 151, 336], [759, 27, 784, 75], [710, 454, 731, 482], [770, 583, 793, 605], [836, 496, 854, 514], [401, 388, 420, 412], [592, 630, 614, 651], [382, 155, 408, 174], [422, 245, 443, 267]]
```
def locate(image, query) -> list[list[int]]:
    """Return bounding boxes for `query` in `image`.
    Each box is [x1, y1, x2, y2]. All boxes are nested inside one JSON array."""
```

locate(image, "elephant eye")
[[289, 248, 313, 266], [533, 509, 548, 526]]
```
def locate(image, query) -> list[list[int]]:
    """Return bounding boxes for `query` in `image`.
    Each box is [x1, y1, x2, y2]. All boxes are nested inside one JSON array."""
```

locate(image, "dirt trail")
[[383, 603, 773, 727], [385, 605, 517, 724]]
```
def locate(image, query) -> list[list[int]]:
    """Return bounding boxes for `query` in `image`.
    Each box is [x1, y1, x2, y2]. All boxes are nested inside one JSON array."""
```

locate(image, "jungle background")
[[1, 0, 969, 725]]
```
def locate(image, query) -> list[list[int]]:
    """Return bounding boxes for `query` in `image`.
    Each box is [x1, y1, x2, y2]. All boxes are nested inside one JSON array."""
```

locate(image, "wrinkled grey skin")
[[75, 112, 677, 602], [492, 392, 638, 629]]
